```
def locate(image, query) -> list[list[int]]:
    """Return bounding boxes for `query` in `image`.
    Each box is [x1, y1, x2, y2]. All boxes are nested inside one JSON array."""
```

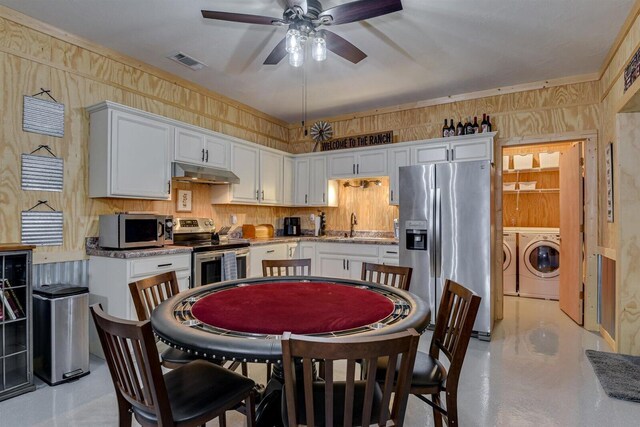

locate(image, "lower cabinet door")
[[318, 254, 349, 279], [347, 256, 380, 280]]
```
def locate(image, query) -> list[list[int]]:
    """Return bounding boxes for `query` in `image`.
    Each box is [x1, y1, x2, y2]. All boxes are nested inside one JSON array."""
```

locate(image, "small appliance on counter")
[[284, 217, 301, 236], [99, 213, 173, 249]]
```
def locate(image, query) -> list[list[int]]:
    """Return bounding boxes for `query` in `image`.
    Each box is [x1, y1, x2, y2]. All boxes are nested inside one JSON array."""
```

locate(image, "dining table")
[[151, 276, 430, 427]]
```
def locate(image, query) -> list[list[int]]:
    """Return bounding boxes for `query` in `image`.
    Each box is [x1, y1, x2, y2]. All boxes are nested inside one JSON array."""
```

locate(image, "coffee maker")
[[283, 217, 301, 236]]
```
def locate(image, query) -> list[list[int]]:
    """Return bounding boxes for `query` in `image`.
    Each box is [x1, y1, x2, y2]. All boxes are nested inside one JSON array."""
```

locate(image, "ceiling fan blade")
[[264, 38, 288, 65], [318, 0, 402, 25], [201, 10, 284, 26], [323, 30, 367, 64], [285, 0, 307, 14]]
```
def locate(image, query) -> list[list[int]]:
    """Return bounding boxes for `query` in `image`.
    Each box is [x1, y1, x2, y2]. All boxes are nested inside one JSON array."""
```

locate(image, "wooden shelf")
[[504, 188, 560, 194], [503, 167, 559, 174]]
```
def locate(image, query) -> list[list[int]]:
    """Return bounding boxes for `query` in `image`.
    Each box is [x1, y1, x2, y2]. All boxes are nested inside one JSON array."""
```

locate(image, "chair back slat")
[[262, 258, 312, 277], [129, 271, 180, 321], [90, 304, 173, 424], [360, 262, 413, 291], [281, 329, 419, 427]]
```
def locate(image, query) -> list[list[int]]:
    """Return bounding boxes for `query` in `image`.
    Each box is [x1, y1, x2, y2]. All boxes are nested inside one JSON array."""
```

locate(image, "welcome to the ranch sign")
[[320, 131, 394, 152]]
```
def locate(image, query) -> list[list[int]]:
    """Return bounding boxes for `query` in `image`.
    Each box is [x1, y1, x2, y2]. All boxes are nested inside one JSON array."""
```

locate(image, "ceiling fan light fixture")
[[289, 49, 304, 67], [286, 28, 302, 53], [312, 33, 327, 62]]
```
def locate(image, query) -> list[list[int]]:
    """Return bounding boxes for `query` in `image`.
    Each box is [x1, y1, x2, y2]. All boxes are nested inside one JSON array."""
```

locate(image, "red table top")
[[191, 281, 395, 335]]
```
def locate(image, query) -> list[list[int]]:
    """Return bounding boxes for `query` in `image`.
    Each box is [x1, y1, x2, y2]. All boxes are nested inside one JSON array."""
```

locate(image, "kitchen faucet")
[[350, 212, 357, 237]]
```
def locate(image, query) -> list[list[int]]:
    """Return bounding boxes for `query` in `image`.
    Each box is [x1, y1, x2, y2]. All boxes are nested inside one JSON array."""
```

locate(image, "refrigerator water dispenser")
[[405, 220, 428, 250]]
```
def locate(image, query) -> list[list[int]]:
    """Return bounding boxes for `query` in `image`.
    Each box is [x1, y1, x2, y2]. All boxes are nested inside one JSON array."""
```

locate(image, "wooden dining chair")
[[90, 304, 256, 427], [128, 272, 249, 375], [262, 258, 312, 277], [392, 279, 481, 426], [361, 262, 413, 291], [281, 329, 420, 427]]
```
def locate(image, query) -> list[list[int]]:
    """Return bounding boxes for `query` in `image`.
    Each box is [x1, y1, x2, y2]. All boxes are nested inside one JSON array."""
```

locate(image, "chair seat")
[[283, 380, 383, 427], [133, 360, 255, 425], [376, 350, 447, 388], [160, 346, 201, 366]]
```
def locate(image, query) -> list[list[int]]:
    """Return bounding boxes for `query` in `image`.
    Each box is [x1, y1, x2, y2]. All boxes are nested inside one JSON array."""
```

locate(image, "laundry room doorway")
[[497, 133, 598, 331]]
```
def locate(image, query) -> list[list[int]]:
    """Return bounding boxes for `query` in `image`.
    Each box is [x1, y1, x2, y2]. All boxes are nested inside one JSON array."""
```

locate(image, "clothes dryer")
[[503, 232, 517, 296], [518, 232, 560, 300]]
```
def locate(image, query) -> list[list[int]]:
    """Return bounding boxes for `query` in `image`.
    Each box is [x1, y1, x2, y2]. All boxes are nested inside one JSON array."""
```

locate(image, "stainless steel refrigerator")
[[399, 161, 494, 339]]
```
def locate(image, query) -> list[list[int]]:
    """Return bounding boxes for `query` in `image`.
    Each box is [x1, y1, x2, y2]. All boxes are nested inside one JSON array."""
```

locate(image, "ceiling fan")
[[201, 0, 403, 66]]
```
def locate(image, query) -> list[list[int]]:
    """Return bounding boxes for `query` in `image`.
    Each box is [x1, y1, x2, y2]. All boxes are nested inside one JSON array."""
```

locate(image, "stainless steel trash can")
[[33, 285, 90, 385]]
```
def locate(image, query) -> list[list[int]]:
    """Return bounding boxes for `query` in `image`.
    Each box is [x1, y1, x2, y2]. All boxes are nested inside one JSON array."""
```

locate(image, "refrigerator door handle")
[[435, 188, 442, 279]]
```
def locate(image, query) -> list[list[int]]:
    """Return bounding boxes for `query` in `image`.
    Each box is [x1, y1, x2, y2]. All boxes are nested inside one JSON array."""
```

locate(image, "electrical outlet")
[[230, 215, 237, 225], [310, 214, 315, 221]]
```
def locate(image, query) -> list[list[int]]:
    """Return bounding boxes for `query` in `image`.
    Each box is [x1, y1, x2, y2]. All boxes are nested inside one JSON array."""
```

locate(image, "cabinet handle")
[[157, 263, 173, 268], [202, 148, 205, 162], [386, 251, 398, 255], [357, 164, 359, 174], [266, 250, 275, 254], [391, 190, 394, 201], [343, 259, 346, 270], [446, 149, 449, 161], [261, 190, 265, 200], [305, 194, 308, 204], [347, 259, 350, 270], [451, 148, 455, 161], [256, 190, 260, 200], [205, 149, 209, 162], [167, 180, 171, 194], [353, 164, 356, 174], [323, 193, 325, 203]]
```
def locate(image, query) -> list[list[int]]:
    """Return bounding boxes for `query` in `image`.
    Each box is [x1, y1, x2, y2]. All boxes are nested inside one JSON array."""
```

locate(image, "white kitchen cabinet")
[[286, 242, 298, 259], [212, 144, 286, 205], [283, 156, 295, 206], [411, 142, 450, 165], [174, 126, 231, 170], [295, 156, 338, 207], [388, 147, 410, 205], [249, 244, 288, 277], [328, 149, 387, 178], [315, 243, 379, 280], [411, 136, 493, 166], [88, 102, 173, 200], [298, 242, 317, 274], [450, 138, 493, 162], [88, 253, 191, 355]]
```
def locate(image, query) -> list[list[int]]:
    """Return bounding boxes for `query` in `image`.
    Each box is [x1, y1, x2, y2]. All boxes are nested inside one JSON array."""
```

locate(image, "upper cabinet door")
[[260, 150, 283, 204], [388, 147, 410, 205], [204, 135, 230, 170], [328, 152, 358, 178], [357, 149, 387, 177], [411, 143, 449, 165], [309, 156, 328, 205], [294, 157, 311, 206], [450, 138, 493, 162], [230, 144, 260, 203], [174, 126, 206, 164], [283, 156, 295, 206], [110, 110, 172, 199]]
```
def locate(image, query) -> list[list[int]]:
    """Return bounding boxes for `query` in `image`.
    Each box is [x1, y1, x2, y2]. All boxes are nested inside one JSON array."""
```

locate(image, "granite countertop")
[[86, 237, 192, 259], [248, 235, 399, 246]]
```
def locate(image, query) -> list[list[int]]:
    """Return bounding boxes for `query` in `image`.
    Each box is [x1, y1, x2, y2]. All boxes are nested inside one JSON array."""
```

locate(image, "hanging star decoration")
[[310, 121, 333, 151]]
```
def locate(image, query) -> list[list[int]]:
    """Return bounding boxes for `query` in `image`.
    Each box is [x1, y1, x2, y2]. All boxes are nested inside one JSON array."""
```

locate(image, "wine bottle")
[[465, 116, 473, 135], [456, 119, 464, 136], [486, 115, 492, 132], [449, 119, 455, 137], [442, 119, 449, 137], [472, 116, 480, 134], [481, 113, 488, 133]]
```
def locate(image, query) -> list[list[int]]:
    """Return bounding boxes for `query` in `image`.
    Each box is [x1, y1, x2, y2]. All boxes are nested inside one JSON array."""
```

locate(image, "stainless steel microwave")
[[99, 214, 173, 249]]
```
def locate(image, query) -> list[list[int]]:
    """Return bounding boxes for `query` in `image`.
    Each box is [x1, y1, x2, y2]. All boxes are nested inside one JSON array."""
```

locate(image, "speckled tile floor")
[[1, 296, 638, 426]]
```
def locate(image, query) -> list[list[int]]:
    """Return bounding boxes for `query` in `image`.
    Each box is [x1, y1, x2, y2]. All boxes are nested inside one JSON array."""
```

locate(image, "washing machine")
[[518, 232, 560, 300], [503, 232, 517, 295]]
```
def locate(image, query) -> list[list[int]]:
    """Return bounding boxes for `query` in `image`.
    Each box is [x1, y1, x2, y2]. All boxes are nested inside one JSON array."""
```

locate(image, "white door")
[[111, 111, 172, 199], [294, 158, 310, 205], [450, 139, 492, 162], [309, 157, 328, 205], [328, 152, 357, 178], [204, 135, 230, 170], [388, 147, 410, 205], [411, 143, 449, 165], [318, 254, 348, 279], [174, 126, 205, 164], [357, 149, 387, 177], [283, 156, 295, 206], [260, 150, 283, 204], [231, 144, 259, 203]]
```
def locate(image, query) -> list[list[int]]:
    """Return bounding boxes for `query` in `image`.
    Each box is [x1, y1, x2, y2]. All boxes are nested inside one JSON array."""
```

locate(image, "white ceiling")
[[2, 0, 633, 123]]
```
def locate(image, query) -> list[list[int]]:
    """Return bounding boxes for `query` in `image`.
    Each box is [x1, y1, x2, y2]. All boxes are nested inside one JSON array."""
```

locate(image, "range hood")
[[172, 162, 240, 185]]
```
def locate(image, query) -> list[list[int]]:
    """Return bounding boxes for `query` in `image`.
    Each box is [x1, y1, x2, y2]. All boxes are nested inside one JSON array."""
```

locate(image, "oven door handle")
[[195, 253, 224, 263]]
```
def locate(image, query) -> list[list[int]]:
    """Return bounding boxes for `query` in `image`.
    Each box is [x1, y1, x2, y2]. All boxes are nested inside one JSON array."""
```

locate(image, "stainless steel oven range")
[[172, 217, 250, 287]]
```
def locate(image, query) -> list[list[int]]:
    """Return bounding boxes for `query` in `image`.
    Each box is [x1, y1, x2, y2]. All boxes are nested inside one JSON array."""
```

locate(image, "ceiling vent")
[[166, 51, 207, 70]]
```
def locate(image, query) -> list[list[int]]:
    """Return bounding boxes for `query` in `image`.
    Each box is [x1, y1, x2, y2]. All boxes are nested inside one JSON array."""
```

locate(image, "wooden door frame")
[[495, 131, 598, 331]]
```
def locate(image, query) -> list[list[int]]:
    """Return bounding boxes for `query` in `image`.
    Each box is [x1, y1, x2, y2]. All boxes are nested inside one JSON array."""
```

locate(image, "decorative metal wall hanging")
[[310, 121, 333, 152], [319, 130, 394, 152], [23, 89, 65, 138], [21, 200, 64, 246], [21, 145, 63, 191]]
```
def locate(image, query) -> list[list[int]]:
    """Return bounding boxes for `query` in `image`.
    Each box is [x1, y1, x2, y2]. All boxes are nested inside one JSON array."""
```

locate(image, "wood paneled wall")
[[0, 9, 290, 263], [502, 142, 573, 228]]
